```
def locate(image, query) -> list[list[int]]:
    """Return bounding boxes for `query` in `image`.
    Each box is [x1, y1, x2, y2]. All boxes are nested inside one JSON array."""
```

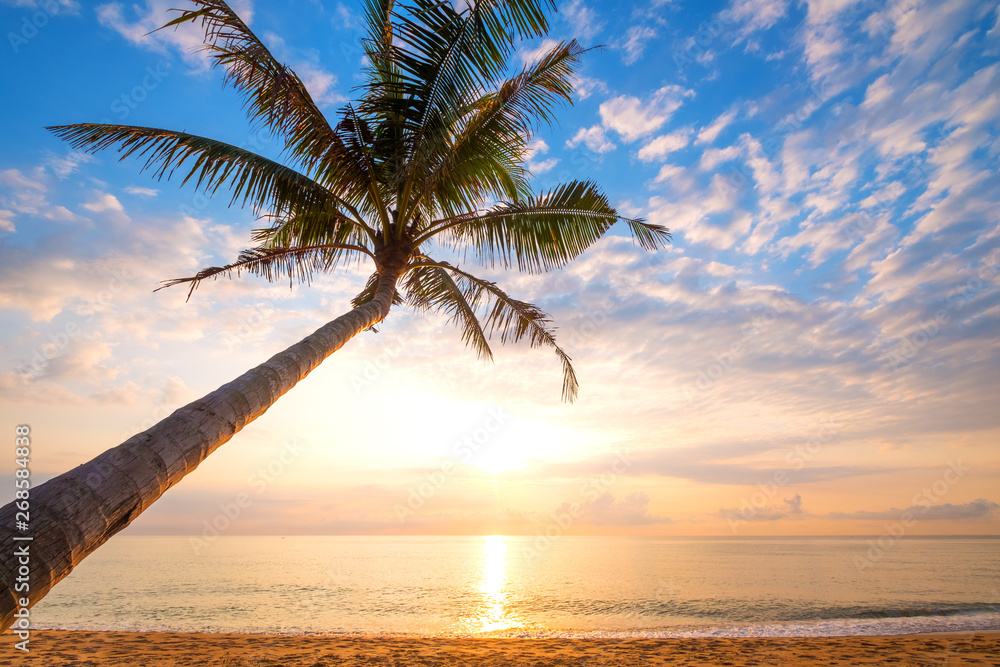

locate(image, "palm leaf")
[[251, 206, 371, 251], [158, 0, 353, 177], [351, 270, 406, 308], [377, 0, 556, 212], [412, 40, 586, 220], [158, 244, 373, 301], [404, 265, 493, 362], [413, 261, 578, 401], [418, 180, 670, 273], [46, 124, 362, 223]]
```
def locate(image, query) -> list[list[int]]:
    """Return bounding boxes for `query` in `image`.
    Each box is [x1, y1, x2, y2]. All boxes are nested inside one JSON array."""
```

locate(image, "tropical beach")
[[8, 535, 1000, 663], [3, 631, 1000, 666], [2, 0, 999, 664]]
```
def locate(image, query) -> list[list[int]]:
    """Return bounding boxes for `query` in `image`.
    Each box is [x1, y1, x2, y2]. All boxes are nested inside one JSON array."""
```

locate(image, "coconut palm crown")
[[0, 0, 670, 629], [50, 0, 669, 401]]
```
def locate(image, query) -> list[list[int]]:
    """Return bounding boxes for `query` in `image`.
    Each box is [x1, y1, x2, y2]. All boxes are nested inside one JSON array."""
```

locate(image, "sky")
[[1, 0, 998, 542]]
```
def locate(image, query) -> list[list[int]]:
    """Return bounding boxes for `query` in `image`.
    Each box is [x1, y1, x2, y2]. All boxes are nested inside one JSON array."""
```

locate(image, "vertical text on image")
[[12, 425, 33, 652]]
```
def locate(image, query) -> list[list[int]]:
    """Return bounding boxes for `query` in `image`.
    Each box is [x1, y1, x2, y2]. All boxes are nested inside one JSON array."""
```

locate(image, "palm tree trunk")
[[0, 265, 403, 630]]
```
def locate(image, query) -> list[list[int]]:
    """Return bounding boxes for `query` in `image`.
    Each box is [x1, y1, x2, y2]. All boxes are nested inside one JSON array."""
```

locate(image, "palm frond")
[[251, 206, 371, 250], [370, 0, 555, 204], [337, 105, 392, 227], [47, 124, 361, 223], [412, 261, 578, 402], [158, 244, 373, 301], [404, 265, 493, 362], [417, 180, 671, 273], [351, 270, 406, 308], [158, 0, 351, 176], [412, 40, 586, 220]]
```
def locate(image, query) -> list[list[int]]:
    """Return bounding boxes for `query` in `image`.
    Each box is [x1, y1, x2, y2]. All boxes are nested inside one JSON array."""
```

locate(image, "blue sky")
[[1, 0, 999, 538]]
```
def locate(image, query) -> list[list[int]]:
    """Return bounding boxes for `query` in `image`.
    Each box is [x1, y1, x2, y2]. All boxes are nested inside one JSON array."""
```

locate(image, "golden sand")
[[1, 630, 998, 665]]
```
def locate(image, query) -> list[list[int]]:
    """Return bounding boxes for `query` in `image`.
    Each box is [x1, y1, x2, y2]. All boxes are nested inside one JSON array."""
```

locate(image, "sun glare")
[[473, 535, 522, 633], [477, 449, 529, 474]]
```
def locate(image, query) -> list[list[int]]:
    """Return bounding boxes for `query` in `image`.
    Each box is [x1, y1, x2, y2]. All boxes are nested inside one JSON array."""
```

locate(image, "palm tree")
[[0, 0, 668, 628]]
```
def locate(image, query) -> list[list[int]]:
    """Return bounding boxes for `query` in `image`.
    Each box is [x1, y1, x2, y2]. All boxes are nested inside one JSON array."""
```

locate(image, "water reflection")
[[473, 535, 522, 633]]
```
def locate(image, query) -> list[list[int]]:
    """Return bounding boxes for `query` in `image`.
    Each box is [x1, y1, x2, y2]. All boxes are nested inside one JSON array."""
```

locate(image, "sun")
[[477, 448, 529, 474]]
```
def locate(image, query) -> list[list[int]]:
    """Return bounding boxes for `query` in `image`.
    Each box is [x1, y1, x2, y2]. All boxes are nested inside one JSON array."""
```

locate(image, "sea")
[[29, 535, 1000, 638]]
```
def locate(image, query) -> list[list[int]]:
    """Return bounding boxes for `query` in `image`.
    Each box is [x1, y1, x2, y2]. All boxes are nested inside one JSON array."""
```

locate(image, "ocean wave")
[[32, 611, 1000, 639]]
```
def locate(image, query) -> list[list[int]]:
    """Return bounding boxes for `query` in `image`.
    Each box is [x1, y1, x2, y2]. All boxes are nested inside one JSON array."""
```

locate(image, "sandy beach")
[[1, 630, 998, 666]]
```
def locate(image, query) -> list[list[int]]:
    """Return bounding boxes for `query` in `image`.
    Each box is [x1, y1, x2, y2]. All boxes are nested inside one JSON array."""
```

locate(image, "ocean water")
[[30, 536, 1000, 637]]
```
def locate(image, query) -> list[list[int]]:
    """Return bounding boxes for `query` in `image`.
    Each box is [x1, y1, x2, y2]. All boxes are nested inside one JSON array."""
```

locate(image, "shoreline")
[[2, 630, 999, 665]]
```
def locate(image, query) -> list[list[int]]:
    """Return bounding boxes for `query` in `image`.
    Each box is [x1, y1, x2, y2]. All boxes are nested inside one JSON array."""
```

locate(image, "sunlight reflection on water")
[[467, 535, 524, 633], [31, 536, 1000, 637]]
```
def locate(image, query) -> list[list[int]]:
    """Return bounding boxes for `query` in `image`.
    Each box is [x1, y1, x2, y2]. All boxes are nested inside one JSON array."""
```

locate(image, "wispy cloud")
[[618, 25, 657, 65], [828, 500, 1000, 521]]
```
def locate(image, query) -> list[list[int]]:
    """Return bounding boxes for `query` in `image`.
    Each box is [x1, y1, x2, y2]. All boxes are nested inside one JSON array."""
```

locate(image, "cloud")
[[0, 370, 84, 407], [561, 0, 604, 40], [784, 493, 803, 514], [1, 0, 78, 12], [0, 166, 89, 225], [719, 505, 786, 521], [803, 0, 865, 25], [95, 0, 224, 67], [125, 186, 160, 197], [726, 0, 789, 37], [526, 139, 558, 174], [699, 145, 741, 170], [647, 173, 751, 249], [637, 129, 692, 162], [719, 494, 805, 523], [619, 25, 657, 65], [519, 37, 560, 65], [554, 492, 671, 526], [294, 62, 342, 106], [566, 125, 616, 153], [828, 499, 1000, 521], [260, 30, 343, 106], [861, 73, 892, 109], [537, 440, 900, 487], [570, 74, 608, 100], [696, 109, 738, 145], [0, 168, 45, 192], [0, 209, 14, 233], [45, 152, 94, 179], [6, 0, 1000, 538], [82, 192, 126, 217], [599, 86, 694, 141]]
